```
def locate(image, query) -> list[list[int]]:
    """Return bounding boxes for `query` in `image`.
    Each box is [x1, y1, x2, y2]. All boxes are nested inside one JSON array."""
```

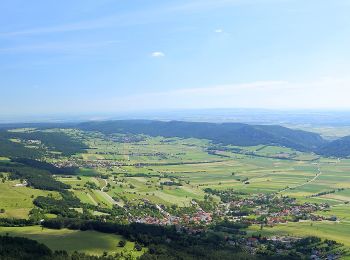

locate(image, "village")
[[122, 198, 343, 259], [122, 191, 338, 231]]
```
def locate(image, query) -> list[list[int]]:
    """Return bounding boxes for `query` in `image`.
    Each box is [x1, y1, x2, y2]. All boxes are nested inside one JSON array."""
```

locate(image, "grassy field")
[[0, 226, 144, 257], [0, 180, 58, 219]]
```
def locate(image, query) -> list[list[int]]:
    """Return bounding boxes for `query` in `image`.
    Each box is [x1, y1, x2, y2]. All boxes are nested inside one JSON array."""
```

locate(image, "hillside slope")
[[317, 136, 350, 157], [77, 120, 326, 152]]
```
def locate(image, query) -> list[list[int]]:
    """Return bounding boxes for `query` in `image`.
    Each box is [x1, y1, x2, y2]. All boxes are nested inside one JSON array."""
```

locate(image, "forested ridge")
[[316, 136, 350, 157], [77, 120, 350, 157], [77, 120, 325, 152], [0, 161, 70, 191], [0, 130, 87, 158]]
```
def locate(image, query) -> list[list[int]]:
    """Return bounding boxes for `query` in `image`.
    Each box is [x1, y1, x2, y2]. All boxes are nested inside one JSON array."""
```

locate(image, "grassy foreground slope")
[[0, 226, 144, 257], [0, 179, 57, 219]]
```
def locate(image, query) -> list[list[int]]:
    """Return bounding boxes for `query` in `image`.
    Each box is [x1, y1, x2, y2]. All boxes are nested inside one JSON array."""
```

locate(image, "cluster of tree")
[[125, 203, 163, 220], [1, 130, 87, 156], [123, 173, 161, 178], [308, 188, 346, 198], [4, 164, 70, 191], [0, 132, 43, 159], [194, 197, 217, 212], [0, 235, 132, 260], [212, 220, 249, 235], [84, 181, 99, 190], [160, 181, 182, 186], [34, 191, 81, 218], [206, 149, 231, 158], [12, 158, 78, 175], [166, 204, 198, 216], [0, 235, 52, 260], [0, 218, 35, 227], [204, 188, 247, 203], [208, 145, 242, 153]]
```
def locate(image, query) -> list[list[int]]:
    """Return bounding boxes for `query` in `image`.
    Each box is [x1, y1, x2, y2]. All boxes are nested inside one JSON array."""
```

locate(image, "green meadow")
[[0, 226, 144, 257], [0, 180, 58, 219]]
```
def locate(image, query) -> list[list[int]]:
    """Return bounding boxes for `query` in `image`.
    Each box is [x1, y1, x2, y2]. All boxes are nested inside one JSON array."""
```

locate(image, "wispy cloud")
[[0, 0, 271, 37], [99, 78, 350, 111], [0, 15, 134, 37], [0, 40, 120, 54]]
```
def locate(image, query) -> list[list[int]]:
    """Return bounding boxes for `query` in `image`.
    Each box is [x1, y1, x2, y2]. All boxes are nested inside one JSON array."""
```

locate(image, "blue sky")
[[1, 0, 350, 116]]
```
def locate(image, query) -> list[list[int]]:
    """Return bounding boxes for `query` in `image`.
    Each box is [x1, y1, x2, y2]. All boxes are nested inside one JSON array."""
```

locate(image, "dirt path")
[[100, 178, 108, 192], [277, 164, 322, 194], [97, 178, 124, 207]]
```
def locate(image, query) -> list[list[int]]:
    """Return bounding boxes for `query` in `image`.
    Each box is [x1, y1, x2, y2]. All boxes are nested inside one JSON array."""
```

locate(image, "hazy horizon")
[[1, 108, 350, 128]]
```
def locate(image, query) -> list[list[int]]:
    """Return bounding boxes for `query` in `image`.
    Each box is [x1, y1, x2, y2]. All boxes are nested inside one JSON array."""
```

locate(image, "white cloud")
[[14, 77, 349, 114], [151, 51, 165, 58], [214, 29, 224, 33]]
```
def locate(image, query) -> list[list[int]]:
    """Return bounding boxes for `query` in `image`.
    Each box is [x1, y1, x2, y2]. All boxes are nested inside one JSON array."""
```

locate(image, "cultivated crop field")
[[53, 128, 350, 208]]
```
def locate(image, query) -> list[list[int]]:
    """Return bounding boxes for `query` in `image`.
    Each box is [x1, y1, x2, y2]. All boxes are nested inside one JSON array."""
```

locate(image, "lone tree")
[[134, 243, 142, 251], [118, 240, 126, 247]]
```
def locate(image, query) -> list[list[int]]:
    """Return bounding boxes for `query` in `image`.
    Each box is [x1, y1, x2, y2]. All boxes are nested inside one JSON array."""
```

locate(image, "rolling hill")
[[316, 136, 350, 157], [77, 120, 327, 152]]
